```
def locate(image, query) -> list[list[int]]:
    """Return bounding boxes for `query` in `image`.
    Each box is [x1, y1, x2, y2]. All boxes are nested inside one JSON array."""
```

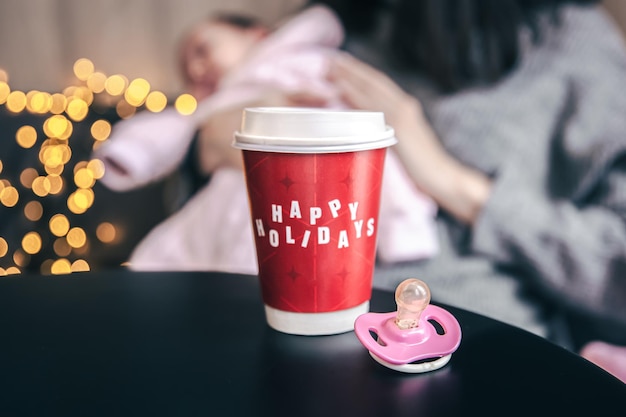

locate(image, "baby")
[[94, 5, 439, 272]]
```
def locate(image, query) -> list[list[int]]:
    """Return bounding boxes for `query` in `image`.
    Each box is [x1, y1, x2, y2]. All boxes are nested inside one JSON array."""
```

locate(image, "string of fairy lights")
[[0, 58, 198, 276]]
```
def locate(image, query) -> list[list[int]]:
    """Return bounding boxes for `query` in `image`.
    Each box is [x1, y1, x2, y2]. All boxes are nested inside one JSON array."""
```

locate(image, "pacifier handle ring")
[[370, 352, 452, 374]]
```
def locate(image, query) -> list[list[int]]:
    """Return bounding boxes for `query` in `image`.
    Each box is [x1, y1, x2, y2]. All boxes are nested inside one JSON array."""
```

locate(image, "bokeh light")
[[87, 159, 105, 179], [86, 71, 107, 93], [66, 97, 89, 121], [24, 201, 44, 221], [49, 213, 70, 237], [66, 227, 87, 248], [6, 90, 26, 113], [96, 222, 116, 243], [53, 237, 72, 257], [145, 91, 167, 112], [73, 58, 95, 81], [105, 74, 128, 96], [47, 175, 64, 194], [50, 93, 67, 114], [91, 119, 111, 141], [116, 99, 136, 119], [0, 81, 9, 104], [175, 93, 197, 115], [13, 249, 29, 267], [20, 168, 38, 188], [51, 258, 72, 274], [0, 58, 170, 274], [0, 186, 19, 207], [124, 78, 151, 107], [21, 231, 42, 255], [32, 176, 51, 197], [71, 259, 90, 272], [26, 91, 52, 114], [0, 237, 8, 257], [74, 167, 95, 188], [16, 125, 38, 148], [44, 114, 73, 139]]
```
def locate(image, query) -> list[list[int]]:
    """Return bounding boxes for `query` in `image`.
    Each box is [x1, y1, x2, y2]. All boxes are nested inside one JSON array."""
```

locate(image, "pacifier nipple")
[[353, 277, 462, 373], [394, 279, 431, 330]]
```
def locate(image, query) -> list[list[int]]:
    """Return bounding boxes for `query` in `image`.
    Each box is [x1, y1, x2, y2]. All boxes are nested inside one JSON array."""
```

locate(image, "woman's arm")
[[329, 51, 626, 325], [328, 53, 492, 224]]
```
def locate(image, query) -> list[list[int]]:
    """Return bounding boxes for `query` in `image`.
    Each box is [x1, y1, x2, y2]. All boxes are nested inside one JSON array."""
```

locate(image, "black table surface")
[[0, 270, 624, 417]]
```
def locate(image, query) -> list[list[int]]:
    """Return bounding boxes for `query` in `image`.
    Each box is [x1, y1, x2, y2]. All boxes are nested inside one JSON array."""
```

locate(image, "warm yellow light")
[[0, 159, 3, 174], [0, 186, 19, 207], [73, 241, 90, 256], [73, 58, 95, 81], [44, 163, 65, 177], [0, 81, 10, 104], [124, 78, 151, 107], [6, 90, 26, 113], [73, 161, 87, 173], [26, 91, 52, 114], [105, 74, 128, 96], [13, 249, 29, 267], [40, 259, 53, 274], [70, 86, 94, 106], [67, 189, 94, 214], [0, 237, 8, 257], [19, 168, 38, 188], [71, 259, 90, 272], [145, 91, 167, 112], [51, 259, 72, 275], [5, 266, 20, 275], [74, 167, 95, 188], [66, 97, 89, 121], [66, 227, 87, 248], [31, 176, 50, 197], [24, 201, 43, 221], [50, 93, 67, 114], [87, 159, 105, 179], [96, 222, 116, 243], [41, 144, 72, 171], [21, 231, 42, 255], [0, 69, 7, 82], [90, 119, 111, 141], [47, 175, 64, 195], [116, 99, 136, 119], [16, 125, 37, 149], [49, 213, 70, 237], [53, 237, 72, 257], [175, 93, 197, 115], [87, 71, 107, 93], [44, 115, 72, 139]]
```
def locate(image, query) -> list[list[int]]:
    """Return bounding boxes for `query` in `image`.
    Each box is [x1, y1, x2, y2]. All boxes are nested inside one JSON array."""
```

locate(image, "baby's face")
[[181, 21, 264, 98]]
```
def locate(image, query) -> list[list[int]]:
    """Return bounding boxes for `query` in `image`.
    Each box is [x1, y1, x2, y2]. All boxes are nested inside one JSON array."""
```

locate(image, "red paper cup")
[[233, 107, 396, 335]]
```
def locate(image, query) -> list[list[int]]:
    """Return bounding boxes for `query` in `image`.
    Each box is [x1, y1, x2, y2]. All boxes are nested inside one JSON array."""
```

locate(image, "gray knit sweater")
[[358, 5, 626, 342]]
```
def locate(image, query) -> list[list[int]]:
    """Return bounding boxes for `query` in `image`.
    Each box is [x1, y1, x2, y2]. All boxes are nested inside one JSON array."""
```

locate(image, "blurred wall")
[[0, 0, 623, 98], [0, 0, 305, 97]]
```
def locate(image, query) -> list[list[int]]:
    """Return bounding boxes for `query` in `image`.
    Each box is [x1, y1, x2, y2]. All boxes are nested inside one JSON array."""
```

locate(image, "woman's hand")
[[328, 53, 420, 131], [328, 53, 492, 225]]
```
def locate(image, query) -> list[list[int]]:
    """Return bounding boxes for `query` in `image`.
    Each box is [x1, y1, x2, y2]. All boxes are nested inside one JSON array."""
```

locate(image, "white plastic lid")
[[233, 107, 397, 153]]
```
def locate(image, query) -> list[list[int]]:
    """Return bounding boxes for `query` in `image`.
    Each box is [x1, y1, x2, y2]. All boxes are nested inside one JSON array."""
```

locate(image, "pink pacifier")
[[354, 278, 462, 373]]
